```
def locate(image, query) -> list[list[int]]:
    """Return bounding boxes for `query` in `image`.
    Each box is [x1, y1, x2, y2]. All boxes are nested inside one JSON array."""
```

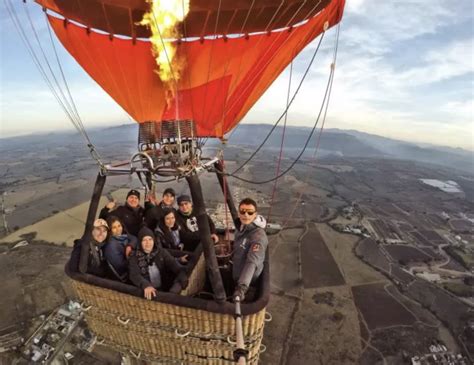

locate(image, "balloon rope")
[[199, 0, 223, 123], [24, 5, 79, 128], [222, 0, 321, 119], [215, 0, 256, 129], [222, 158, 231, 240], [231, 31, 325, 175], [180, 0, 196, 122], [223, 0, 285, 104], [44, 12, 84, 134], [6, 2, 81, 137], [283, 24, 340, 228], [5, 1, 104, 169], [267, 60, 293, 222], [221, 0, 322, 141], [221, 23, 339, 185]]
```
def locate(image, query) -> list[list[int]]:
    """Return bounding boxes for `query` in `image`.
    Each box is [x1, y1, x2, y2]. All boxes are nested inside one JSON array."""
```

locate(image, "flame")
[[140, 0, 190, 85]]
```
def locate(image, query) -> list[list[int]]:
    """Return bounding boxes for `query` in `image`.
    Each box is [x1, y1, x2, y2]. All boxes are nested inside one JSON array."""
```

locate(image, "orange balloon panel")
[[48, 0, 344, 137]]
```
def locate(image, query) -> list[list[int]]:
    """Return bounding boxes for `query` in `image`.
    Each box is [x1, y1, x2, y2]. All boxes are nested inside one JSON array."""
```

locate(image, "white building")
[[417, 272, 441, 283]]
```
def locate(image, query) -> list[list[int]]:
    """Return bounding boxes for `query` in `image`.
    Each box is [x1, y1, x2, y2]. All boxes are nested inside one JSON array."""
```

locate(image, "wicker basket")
[[71, 251, 267, 364]]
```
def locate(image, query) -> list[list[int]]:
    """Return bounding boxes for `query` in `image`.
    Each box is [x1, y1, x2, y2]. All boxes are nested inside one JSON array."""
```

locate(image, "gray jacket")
[[232, 215, 268, 287]]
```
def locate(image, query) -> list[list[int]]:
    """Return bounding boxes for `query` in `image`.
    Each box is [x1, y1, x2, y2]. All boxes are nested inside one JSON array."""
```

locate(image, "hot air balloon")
[[14, 0, 346, 363]]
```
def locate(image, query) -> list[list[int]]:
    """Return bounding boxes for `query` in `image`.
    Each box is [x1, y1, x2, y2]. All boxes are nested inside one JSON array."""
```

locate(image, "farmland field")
[[300, 224, 345, 288], [352, 283, 416, 330], [385, 245, 432, 263], [355, 238, 391, 273], [390, 265, 415, 285]]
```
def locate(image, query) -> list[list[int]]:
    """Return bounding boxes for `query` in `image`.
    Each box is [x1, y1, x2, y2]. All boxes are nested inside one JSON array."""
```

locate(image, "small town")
[[20, 301, 93, 364]]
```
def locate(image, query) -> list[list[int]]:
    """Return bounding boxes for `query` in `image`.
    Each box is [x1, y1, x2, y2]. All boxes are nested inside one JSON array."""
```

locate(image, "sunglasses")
[[239, 210, 256, 216]]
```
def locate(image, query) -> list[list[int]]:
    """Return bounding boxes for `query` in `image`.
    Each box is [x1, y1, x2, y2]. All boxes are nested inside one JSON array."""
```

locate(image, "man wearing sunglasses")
[[232, 198, 268, 302]]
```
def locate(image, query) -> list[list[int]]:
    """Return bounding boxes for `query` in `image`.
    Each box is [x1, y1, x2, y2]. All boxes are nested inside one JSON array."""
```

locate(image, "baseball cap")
[[127, 189, 141, 199], [177, 195, 192, 205], [163, 188, 176, 197], [93, 218, 109, 229]]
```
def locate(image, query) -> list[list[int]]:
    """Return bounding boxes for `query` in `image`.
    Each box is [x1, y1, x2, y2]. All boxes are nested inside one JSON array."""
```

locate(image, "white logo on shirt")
[[187, 217, 199, 232]]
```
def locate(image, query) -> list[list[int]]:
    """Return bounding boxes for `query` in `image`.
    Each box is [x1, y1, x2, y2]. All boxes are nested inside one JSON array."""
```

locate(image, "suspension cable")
[[222, 0, 321, 119], [199, 0, 223, 121], [224, 0, 285, 99], [24, 4, 79, 126], [231, 31, 325, 175], [44, 12, 85, 136], [282, 24, 340, 228], [225, 67, 333, 185], [267, 59, 293, 222], [5, 0, 76, 130], [181, 0, 196, 124], [222, 24, 339, 185], [216, 0, 256, 125], [5, 0, 105, 170]]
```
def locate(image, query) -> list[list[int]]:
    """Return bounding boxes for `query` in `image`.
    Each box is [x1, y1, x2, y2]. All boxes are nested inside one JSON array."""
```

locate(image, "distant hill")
[[1, 123, 472, 174], [333, 128, 473, 170], [221, 124, 473, 174], [224, 124, 383, 158]]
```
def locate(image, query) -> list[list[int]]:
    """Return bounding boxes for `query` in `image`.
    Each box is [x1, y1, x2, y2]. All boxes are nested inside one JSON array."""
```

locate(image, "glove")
[[233, 284, 248, 302]]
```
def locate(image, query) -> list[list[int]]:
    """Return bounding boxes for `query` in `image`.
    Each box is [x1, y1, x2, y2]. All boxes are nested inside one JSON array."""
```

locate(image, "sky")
[[0, 0, 473, 150]]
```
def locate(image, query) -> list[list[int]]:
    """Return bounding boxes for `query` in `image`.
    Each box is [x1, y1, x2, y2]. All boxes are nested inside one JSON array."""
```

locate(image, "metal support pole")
[[214, 160, 239, 227], [186, 173, 226, 302], [79, 173, 106, 273], [234, 297, 248, 365]]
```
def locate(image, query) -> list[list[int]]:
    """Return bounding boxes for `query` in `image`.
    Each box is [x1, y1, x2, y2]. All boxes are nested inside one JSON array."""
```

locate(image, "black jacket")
[[71, 239, 109, 278], [128, 245, 187, 291], [99, 204, 144, 237], [175, 210, 216, 251], [144, 202, 176, 231]]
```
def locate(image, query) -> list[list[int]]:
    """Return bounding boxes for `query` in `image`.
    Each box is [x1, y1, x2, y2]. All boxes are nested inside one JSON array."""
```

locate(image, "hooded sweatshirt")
[[232, 215, 268, 288]]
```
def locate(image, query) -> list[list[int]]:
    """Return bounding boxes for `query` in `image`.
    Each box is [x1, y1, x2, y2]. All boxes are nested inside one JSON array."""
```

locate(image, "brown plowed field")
[[355, 238, 390, 273], [419, 230, 444, 243], [352, 283, 416, 330], [385, 245, 432, 263], [301, 224, 345, 288], [390, 265, 415, 285]]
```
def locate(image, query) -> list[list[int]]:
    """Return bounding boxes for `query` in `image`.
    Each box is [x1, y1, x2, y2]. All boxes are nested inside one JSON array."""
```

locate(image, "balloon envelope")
[[39, 0, 345, 137]]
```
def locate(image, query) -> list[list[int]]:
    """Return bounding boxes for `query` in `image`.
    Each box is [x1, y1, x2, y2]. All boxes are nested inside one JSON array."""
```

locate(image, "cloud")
[[398, 38, 474, 86], [244, 0, 474, 150]]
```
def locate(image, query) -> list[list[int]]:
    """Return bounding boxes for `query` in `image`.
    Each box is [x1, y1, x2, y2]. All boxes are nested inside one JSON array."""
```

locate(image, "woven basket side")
[[87, 315, 263, 364], [180, 252, 206, 296], [73, 280, 265, 337]]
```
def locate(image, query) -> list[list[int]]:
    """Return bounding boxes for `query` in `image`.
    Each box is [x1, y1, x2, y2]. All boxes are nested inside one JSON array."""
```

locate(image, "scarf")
[[135, 247, 159, 277], [89, 239, 106, 266], [170, 229, 180, 248]]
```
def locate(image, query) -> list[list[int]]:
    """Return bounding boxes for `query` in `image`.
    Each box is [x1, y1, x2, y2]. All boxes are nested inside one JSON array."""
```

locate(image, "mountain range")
[[2, 123, 472, 174]]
